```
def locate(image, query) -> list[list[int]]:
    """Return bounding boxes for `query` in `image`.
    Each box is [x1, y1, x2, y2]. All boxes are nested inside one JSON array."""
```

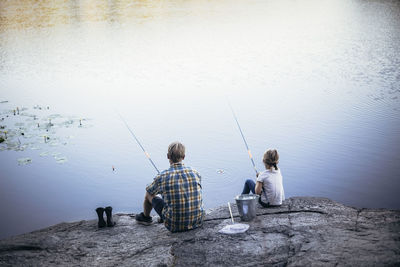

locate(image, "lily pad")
[[1, 103, 90, 164], [64, 120, 74, 127], [77, 124, 92, 128], [16, 144, 28, 151], [6, 142, 20, 149], [55, 156, 68, 164], [18, 157, 32, 165]]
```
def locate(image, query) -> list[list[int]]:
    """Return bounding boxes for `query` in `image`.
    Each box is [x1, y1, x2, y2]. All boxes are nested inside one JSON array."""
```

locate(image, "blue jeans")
[[242, 180, 281, 208], [152, 196, 165, 219], [242, 179, 256, 194]]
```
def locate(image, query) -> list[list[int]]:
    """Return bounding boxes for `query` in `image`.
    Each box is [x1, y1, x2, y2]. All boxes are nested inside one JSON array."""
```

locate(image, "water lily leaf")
[[78, 124, 92, 128], [17, 146, 27, 151], [7, 142, 20, 148], [55, 156, 67, 164], [48, 114, 62, 119], [18, 157, 32, 165], [1, 105, 90, 163]]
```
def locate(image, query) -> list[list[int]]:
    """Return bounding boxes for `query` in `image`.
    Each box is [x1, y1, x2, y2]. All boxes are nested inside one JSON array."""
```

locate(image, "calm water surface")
[[1, 0, 400, 239]]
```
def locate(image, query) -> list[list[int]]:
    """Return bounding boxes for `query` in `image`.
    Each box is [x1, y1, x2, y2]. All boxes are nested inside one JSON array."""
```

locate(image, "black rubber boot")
[[105, 206, 116, 227], [96, 207, 106, 228]]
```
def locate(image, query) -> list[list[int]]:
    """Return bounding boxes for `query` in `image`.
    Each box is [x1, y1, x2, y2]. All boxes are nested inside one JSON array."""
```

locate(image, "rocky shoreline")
[[1, 197, 399, 266]]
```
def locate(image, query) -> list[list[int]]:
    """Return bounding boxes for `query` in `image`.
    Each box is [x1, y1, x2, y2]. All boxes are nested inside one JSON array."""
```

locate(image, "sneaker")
[[135, 212, 152, 226]]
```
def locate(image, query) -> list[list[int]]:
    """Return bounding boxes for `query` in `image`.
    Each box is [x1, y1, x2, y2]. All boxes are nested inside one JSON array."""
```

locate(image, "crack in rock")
[[204, 210, 327, 223], [286, 199, 295, 265], [355, 208, 364, 232], [0, 245, 44, 252]]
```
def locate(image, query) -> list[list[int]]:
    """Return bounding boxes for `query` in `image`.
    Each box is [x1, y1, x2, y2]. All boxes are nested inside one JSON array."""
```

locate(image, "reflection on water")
[[0, 0, 400, 239], [0, 0, 187, 31]]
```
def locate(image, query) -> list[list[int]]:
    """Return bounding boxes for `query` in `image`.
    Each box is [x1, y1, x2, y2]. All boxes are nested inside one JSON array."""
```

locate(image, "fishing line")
[[228, 101, 271, 207], [116, 111, 160, 174], [228, 101, 258, 175]]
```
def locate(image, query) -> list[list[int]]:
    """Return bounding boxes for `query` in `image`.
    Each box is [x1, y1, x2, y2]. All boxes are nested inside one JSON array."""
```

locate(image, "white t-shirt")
[[256, 168, 285, 205]]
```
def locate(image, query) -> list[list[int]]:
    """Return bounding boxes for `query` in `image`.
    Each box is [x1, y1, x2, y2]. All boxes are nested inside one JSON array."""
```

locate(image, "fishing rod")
[[228, 101, 271, 207], [228, 101, 258, 175], [117, 112, 160, 174]]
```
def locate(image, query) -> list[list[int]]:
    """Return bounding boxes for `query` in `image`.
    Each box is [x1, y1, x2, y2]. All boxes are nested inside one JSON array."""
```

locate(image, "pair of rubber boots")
[[96, 206, 116, 228]]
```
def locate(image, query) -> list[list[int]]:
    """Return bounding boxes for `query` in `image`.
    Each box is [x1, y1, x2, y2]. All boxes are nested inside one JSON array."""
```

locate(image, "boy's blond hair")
[[168, 142, 185, 163], [263, 149, 279, 170]]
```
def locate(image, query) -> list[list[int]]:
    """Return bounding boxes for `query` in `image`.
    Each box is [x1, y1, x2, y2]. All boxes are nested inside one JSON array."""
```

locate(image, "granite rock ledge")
[[1, 197, 399, 266]]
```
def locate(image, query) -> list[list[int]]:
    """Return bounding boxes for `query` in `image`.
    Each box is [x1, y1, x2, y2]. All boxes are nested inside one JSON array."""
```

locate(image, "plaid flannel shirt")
[[146, 162, 204, 232]]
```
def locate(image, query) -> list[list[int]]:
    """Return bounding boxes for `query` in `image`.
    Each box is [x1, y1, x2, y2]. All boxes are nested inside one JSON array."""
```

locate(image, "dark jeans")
[[242, 179, 281, 208], [151, 196, 165, 219], [242, 179, 256, 194]]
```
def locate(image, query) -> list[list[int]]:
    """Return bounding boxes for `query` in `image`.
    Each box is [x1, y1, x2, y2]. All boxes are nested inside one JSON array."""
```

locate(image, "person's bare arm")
[[255, 181, 263, 195]]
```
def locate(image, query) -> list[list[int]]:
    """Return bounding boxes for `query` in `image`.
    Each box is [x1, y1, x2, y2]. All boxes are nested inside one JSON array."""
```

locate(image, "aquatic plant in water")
[[17, 157, 32, 165], [0, 101, 92, 165]]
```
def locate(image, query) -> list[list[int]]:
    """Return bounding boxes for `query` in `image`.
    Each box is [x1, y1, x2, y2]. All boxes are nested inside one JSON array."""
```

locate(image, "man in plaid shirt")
[[135, 142, 204, 232]]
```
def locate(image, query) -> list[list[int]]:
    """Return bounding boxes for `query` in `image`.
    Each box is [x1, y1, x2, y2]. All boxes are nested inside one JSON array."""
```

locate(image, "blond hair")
[[167, 142, 185, 163], [263, 149, 279, 170]]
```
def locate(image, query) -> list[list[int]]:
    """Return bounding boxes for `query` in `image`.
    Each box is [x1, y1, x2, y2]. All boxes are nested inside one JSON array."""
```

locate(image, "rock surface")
[[1, 197, 399, 266]]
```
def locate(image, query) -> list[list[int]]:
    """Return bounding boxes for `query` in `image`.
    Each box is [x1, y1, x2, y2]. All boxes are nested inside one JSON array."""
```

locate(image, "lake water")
[[1, 0, 399, 239]]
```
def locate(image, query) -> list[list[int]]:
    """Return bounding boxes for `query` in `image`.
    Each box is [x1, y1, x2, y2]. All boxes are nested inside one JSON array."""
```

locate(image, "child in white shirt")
[[241, 149, 285, 206]]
